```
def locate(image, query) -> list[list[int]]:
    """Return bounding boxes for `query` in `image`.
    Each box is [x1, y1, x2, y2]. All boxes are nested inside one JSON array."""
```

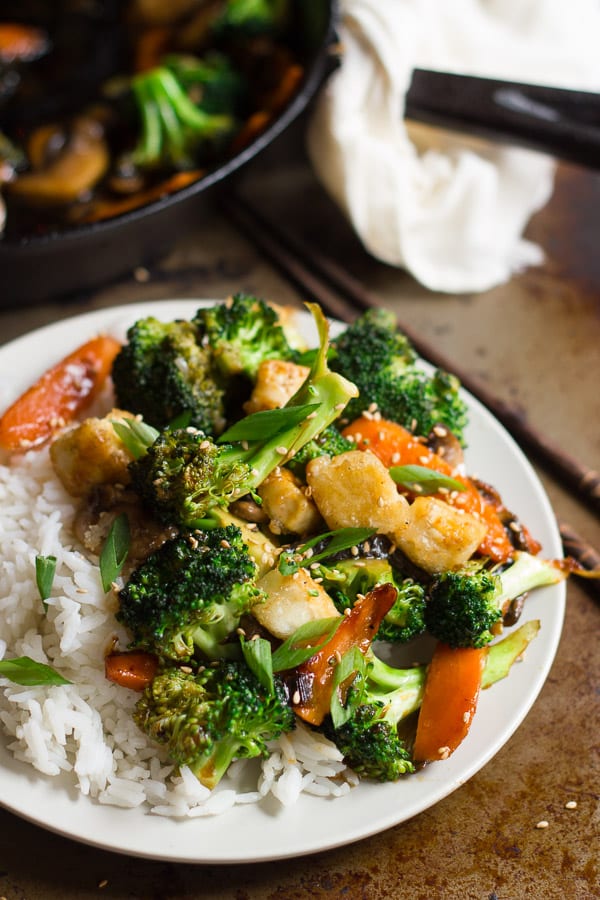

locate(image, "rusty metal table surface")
[[0, 124, 598, 900]]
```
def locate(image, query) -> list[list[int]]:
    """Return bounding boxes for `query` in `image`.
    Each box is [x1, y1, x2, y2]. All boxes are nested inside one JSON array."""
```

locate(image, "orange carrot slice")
[[0, 335, 122, 452], [413, 642, 487, 763], [290, 583, 397, 727], [104, 651, 159, 692]]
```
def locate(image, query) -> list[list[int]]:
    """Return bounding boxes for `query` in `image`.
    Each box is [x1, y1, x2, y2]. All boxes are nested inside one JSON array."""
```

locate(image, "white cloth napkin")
[[307, 0, 600, 293]]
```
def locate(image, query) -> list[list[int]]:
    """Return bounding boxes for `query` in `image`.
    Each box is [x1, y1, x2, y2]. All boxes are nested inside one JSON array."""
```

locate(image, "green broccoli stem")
[[496, 552, 563, 608], [366, 655, 426, 722], [224, 303, 358, 491], [189, 732, 245, 789], [131, 67, 234, 168], [364, 618, 541, 723]]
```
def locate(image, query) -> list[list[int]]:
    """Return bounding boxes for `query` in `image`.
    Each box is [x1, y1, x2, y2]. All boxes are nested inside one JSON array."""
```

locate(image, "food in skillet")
[[0, 0, 308, 238], [0, 297, 588, 814]]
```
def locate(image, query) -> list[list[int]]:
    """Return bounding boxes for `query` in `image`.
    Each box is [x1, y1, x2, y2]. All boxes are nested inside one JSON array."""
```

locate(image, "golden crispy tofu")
[[254, 568, 338, 639], [258, 468, 323, 536], [396, 495, 486, 574], [244, 359, 310, 414], [50, 409, 134, 497], [306, 450, 410, 535]]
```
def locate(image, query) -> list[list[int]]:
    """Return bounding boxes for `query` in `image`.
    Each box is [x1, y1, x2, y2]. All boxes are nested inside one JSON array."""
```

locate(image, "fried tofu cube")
[[396, 495, 486, 574], [50, 409, 134, 497], [258, 468, 323, 536], [244, 359, 310, 414], [255, 568, 338, 639], [306, 450, 410, 535]]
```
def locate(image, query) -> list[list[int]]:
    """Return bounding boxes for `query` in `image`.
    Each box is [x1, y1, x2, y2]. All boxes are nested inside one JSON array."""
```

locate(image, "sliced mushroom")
[[9, 114, 109, 205], [426, 423, 464, 469]]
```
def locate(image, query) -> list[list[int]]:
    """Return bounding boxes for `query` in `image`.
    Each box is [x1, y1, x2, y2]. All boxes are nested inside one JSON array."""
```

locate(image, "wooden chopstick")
[[559, 522, 600, 599], [222, 191, 600, 517]]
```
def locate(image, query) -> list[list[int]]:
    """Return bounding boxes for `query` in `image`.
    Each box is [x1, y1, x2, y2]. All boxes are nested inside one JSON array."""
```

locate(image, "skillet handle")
[[405, 69, 600, 169]]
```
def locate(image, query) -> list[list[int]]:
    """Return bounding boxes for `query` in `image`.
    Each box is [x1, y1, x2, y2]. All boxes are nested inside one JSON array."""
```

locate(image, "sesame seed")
[[418, 455, 430, 464], [292, 690, 301, 705], [220, 539, 231, 549], [509, 521, 521, 532], [378, 431, 385, 440], [463, 711, 471, 724], [241, 440, 249, 451], [98, 879, 109, 889], [535, 820, 549, 829], [247, 522, 258, 530], [391, 452, 401, 464], [276, 445, 288, 455], [344, 607, 352, 616], [354, 432, 362, 444], [236, 628, 246, 637], [410, 418, 418, 432], [306, 411, 317, 420], [199, 440, 211, 450], [437, 746, 451, 760], [433, 425, 447, 437], [350, 545, 359, 556], [180, 666, 193, 674], [335, 403, 346, 411], [565, 800, 578, 809]]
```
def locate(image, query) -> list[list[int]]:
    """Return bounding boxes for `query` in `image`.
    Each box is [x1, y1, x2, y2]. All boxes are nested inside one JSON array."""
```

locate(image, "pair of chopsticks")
[[405, 70, 600, 171], [222, 191, 600, 591]]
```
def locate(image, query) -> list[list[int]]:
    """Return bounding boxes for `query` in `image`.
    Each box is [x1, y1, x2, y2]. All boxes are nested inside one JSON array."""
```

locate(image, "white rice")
[[0, 446, 356, 817]]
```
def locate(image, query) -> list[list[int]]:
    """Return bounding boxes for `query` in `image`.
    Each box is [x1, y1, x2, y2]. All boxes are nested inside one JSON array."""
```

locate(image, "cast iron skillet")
[[0, 2, 338, 308]]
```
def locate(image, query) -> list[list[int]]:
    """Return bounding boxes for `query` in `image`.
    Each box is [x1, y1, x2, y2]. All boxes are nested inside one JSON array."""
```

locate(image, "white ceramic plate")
[[0, 300, 565, 863]]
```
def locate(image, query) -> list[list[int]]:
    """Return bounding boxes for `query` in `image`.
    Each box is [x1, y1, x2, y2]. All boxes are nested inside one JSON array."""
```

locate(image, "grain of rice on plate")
[[0, 445, 358, 817]]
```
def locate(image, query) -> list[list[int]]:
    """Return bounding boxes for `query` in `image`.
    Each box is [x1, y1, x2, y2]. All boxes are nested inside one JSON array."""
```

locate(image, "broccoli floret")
[[213, 0, 291, 37], [193, 293, 299, 380], [130, 56, 238, 171], [117, 525, 263, 662], [323, 652, 425, 781], [129, 303, 358, 527], [316, 557, 426, 644], [134, 660, 295, 789], [285, 424, 355, 481], [162, 53, 245, 115], [331, 308, 468, 443], [425, 551, 565, 649], [111, 316, 226, 434]]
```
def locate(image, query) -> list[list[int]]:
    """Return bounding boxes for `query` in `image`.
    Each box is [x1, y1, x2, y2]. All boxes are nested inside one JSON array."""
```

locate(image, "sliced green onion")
[[271, 617, 342, 672], [35, 554, 57, 611], [330, 646, 366, 728], [99, 514, 130, 593], [389, 464, 466, 494], [219, 403, 320, 443], [279, 526, 376, 576], [0, 657, 71, 686], [241, 636, 274, 694]]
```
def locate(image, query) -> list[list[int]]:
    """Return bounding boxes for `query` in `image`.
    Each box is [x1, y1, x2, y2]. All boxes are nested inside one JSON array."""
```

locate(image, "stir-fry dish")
[[0, 0, 312, 239], [0, 298, 585, 815]]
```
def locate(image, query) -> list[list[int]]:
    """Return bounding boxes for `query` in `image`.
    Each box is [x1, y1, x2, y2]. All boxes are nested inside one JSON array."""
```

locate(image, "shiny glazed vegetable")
[[0, 0, 311, 238]]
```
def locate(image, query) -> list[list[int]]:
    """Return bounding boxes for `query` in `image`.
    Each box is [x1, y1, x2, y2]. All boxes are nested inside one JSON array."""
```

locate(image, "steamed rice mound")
[[0, 447, 357, 816]]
